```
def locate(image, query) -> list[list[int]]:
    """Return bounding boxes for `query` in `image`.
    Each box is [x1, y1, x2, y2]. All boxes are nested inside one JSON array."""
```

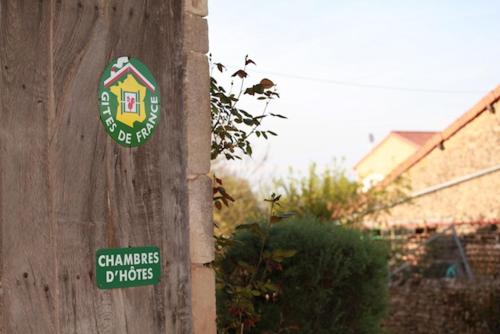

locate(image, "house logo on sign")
[[98, 57, 161, 147]]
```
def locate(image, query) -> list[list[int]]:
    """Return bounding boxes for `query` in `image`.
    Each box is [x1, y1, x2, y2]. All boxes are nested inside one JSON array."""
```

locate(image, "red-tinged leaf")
[[260, 78, 274, 89], [223, 192, 235, 202], [232, 69, 248, 78], [215, 63, 225, 72], [245, 56, 256, 65], [270, 215, 283, 224]]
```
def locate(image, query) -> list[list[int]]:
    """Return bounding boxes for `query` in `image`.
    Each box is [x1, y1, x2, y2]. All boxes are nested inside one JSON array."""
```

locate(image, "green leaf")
[[272, 249, 297, 258], [251, 290, 261, 296], [246, 145, 253, 156], [235, 223, 265, 239], [239, 109, 252, 118], [263, 281, 280, 292], [270, 113, 287, 119], [237, 261, 256, 273]]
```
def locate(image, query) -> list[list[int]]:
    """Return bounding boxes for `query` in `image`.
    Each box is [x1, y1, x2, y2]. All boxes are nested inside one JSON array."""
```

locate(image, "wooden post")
[[0, 1, 212, 332]]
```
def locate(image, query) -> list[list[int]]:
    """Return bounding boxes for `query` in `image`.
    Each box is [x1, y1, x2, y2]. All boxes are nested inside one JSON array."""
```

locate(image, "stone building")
[[356, 85, 500, 227], [354, 131, 436, 191], [384, 85, 500, 225], [366, 86, 500, 334]]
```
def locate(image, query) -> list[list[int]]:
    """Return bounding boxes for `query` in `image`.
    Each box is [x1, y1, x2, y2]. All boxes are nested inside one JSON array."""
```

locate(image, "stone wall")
[[387, 98, 500, 224], [463, 226, 500, 279], [390, 223, 500, 279], [384, 278, 500, 334], [386, 225, 500, 333], [184, 0, 216, 333], [382, 91, 500, 334]]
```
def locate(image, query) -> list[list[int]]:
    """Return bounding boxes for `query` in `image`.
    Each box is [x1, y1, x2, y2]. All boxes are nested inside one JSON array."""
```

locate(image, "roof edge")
[[392, 131, 438, 147], [354, 132, 394, 170], [354, 131, 425, 170], [383, 84, 500, 185]]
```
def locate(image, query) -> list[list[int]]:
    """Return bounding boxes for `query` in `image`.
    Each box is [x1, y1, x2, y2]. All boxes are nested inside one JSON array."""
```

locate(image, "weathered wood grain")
[[0, 1, 57, 333], [1, 0, 192, 332]]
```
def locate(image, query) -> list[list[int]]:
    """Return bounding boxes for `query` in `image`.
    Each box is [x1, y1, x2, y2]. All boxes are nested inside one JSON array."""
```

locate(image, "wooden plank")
[[51, 1, 116, 332], [0, 1, 56, 333], [51, 0, 191, 333], [2, 0, 191, 332]]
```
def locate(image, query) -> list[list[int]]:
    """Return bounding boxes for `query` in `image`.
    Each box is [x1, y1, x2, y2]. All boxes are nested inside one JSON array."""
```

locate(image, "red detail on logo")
[[127, 96, 135, 111]]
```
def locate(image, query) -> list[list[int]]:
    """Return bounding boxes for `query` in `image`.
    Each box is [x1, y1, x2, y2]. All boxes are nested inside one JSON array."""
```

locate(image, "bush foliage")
[[274, 162, 407, 224], [216, 217, 389, 334], [213, 173, 265, 236]]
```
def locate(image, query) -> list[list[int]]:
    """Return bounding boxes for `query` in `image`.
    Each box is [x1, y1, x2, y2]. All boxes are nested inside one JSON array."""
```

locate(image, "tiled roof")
[[354, 131, 435, 170], [383, 84, 500, 185], [393, 131, 437, 146]]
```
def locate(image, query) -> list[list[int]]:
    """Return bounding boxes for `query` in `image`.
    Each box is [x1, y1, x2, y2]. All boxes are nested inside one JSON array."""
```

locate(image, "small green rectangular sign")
[[96, 246, 161, 289]]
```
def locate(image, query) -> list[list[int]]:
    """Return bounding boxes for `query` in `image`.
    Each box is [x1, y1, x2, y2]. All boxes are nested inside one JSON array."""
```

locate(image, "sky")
[[208, 0, 500, 183]]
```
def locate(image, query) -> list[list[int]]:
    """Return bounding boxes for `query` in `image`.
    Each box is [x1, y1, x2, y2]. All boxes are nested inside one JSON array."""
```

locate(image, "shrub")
[[273, 163, 407, 224], [216, 217, 389, 334], [212, 172, 265, 236]]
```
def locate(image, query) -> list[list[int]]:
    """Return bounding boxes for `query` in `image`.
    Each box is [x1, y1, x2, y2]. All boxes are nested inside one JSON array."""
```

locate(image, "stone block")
[[191, 264, 216, 334], [185, 51, 211, 176], [185, 12, 209, 54], [185, 0, 208, 17], [188, 175, 214, 264]]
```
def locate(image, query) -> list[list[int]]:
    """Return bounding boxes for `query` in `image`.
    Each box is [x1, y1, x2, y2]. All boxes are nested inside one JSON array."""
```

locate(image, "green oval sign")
[[98, 57, 160, 147]]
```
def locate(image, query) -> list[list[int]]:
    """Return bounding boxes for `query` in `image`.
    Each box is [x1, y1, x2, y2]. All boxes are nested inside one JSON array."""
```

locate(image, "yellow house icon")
[[110, 74, 147, 128]]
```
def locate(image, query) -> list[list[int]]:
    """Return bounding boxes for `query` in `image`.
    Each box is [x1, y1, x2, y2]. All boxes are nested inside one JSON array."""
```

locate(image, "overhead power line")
[[228, 66, 485, 95]]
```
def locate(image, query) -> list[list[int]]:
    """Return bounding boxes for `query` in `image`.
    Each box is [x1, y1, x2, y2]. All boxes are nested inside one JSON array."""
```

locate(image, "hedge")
[[216, 217, 389, 333]]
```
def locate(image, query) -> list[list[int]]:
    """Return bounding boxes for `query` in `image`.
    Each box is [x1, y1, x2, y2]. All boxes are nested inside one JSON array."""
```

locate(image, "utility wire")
[[226, 65, 485, 95]]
